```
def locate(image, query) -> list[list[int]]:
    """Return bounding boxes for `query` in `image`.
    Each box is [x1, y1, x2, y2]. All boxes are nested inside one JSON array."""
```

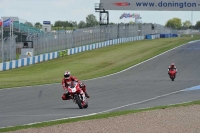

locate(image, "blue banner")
[[43, 21, 51, 25], [3, 18, 11, 27]]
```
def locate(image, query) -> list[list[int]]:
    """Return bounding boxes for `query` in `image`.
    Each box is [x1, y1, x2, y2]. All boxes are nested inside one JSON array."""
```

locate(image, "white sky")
[[0, 0, 199, 26]]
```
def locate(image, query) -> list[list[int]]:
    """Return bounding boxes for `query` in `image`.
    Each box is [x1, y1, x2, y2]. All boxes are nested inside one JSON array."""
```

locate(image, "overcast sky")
[[0, 0, 199, 26]]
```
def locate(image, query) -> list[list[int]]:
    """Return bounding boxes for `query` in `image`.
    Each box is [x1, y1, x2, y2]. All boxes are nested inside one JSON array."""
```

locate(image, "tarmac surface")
[[1, 40, 200, 128]]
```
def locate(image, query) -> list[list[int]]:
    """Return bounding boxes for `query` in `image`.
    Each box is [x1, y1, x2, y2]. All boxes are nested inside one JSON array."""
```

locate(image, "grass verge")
[[0, 36, 200, 89], [0, 100, 200, 132]]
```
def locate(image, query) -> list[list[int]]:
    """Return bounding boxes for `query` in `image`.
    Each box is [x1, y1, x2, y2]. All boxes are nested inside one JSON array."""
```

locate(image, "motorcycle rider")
[[62, 71, 90, 100], [168, 63, 177, 74]]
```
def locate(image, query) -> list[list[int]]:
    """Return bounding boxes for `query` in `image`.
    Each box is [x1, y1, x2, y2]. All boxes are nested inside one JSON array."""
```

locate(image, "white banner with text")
[[100, 0, 200, 11]]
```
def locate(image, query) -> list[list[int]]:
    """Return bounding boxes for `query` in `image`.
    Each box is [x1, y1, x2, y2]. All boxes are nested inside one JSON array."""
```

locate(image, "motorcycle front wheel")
[[171, 76, 175, 81], [75, 94, 83, 109], [83, 104, 88, 108]]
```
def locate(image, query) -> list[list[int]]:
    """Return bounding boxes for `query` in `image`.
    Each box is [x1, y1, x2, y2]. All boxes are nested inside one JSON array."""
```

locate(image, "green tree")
[[195, 21, 200, 29], [54, 21, 72, 27], [78, 21, 86, 28], [34, 22, 42, 29], [25, 22, 33, 27], [183, 20, 192, 28], [71, 21, 78, 28], [109, 22, 115, 25], [86, 14, 98, 27], [165, 18, 182, 29], [129, 21, 135, 25]]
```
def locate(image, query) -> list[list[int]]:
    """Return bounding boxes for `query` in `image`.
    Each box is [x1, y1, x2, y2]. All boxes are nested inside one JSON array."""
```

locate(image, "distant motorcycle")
[[67, 81, 88, 109], [168, 69, 176, 81]]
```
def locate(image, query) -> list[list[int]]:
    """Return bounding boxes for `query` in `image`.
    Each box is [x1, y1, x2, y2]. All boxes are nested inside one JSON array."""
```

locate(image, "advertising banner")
[[43, 21, 51, 25], [100, 0, 200, 11], [119, 13, 141, 19]]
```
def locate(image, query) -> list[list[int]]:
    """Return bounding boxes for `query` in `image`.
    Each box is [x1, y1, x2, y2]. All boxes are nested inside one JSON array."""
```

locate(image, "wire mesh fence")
[[0, 35, 17, 62], [0, 23, 178, 62], [26, 23, 177, 56]]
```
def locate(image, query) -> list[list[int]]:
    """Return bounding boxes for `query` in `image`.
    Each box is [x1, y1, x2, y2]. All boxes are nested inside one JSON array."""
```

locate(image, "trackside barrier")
[[0, 52, 59, 71], [146, 34, 179, 39], [160, 34, 178, 38], [146, 34, 160, 39], [65, 36, 145, 56], [0, 34, 174, 71]]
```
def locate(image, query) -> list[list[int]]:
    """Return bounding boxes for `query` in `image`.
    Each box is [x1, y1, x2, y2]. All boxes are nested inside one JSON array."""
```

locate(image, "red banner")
[[0, 20, 2, 26]]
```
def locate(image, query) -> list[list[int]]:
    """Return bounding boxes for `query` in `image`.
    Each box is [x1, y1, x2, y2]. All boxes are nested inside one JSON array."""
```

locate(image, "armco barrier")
[[0, 52, 59, 71], [146, 34, 160, 39], [160, 34, 178, 38], [0, 35, 166, 71]]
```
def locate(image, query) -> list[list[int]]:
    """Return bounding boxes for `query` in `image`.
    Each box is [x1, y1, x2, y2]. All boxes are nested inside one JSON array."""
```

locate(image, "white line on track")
[[0, 89, 185, 128], [0, 114, 83, 117], [134, 100, 193, 111]]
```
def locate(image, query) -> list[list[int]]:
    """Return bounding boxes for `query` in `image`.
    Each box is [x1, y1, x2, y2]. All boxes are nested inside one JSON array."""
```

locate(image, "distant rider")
[[168, 63, 177, 74], [61, 71, 90, 100]]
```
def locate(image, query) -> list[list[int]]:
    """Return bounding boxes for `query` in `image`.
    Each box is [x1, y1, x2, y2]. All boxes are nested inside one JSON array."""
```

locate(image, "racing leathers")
[[61, 76, 89, 100], [168, 65, 177, 74]]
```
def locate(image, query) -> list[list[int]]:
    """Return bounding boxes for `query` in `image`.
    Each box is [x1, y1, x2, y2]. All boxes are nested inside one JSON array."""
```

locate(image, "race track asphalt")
[[1, 40, 200, 128]]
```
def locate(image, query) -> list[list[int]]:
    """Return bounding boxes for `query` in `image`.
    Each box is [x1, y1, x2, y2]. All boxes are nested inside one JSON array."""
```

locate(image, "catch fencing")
[[26, 23, 177, 56], [178, 29, 200, 35], [0, 23, 177, 62], [0, 35, 17, 62]]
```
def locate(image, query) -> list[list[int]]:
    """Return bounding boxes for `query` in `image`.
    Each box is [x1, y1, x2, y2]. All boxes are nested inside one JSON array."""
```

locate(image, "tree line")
[[165, 18, 200, 30], [25, 14, 200, 31], [32, 14, 99, 30]]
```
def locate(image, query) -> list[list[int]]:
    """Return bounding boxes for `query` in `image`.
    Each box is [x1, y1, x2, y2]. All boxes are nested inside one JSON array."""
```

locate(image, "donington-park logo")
[[113, 2, 131, 6]]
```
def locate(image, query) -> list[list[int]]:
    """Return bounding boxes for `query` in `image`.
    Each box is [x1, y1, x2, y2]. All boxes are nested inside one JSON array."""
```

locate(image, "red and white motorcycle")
[[67, 81, 88, 109]]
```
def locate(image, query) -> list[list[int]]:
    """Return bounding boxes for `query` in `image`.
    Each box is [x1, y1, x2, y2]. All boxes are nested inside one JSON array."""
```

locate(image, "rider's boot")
[[85, 92, 90, 98], [62, 92, 71, 100]]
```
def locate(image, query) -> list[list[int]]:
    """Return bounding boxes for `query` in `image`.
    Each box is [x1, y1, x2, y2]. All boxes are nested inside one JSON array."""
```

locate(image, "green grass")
[[1, 100, 200, 132], [180, 34, 200, 37], [16, 53, 20, 60], [0, 36, 200, 89]]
